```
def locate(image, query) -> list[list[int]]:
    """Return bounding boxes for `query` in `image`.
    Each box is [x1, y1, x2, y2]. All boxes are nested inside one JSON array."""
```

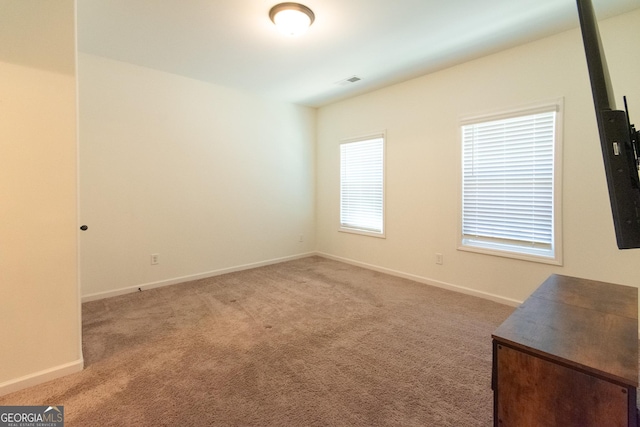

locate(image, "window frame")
[[339, 132, 386, 238], [457, 99, 563, 265]]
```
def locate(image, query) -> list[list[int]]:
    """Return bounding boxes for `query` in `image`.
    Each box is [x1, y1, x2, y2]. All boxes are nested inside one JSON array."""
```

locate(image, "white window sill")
[[458, 240, 562, 266], [339, 227, 386, 239]]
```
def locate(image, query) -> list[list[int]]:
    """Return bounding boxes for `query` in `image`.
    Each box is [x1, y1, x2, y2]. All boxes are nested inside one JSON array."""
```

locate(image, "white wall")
[[0, 0, 82, 393], [316, 9, 640, 304], [78, 54, 316, 298]]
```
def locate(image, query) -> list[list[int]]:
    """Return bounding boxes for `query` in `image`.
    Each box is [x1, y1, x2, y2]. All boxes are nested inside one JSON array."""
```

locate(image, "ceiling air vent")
[[336, 76, 362, 86]]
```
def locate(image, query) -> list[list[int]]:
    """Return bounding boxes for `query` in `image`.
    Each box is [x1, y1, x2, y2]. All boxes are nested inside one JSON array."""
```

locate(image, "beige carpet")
[[0, 256, 514, 426]]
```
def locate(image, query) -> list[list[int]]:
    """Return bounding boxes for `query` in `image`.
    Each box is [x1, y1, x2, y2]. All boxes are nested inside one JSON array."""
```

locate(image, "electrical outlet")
[[151, 253, 159, 265], [435, 253, 443, 265], [299, 234, 304, 242]]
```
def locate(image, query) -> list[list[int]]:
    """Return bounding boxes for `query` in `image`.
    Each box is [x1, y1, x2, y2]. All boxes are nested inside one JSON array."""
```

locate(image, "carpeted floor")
[[0, 256, 515, 426]]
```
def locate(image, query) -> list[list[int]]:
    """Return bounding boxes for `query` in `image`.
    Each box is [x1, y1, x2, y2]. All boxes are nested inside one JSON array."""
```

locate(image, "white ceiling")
[[77, 0, 640, 107]]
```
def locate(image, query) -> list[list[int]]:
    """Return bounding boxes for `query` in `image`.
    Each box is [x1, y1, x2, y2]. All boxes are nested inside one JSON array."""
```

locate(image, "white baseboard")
[[316, 252, 522, 307], [82, 252, 317, 303], [0, 358, 84, 397], [83, 251, 523, 307]]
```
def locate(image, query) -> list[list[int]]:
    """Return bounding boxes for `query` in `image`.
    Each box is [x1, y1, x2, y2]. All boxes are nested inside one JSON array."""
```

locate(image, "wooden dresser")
[[492, 274, 638, 427]]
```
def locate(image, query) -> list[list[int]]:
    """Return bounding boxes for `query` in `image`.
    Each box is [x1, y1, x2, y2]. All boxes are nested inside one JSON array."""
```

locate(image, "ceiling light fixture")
[[269, 3, 315, 37]]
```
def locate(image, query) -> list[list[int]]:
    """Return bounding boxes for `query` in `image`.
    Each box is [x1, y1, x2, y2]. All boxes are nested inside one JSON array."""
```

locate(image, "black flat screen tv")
[[576, 0, 640, 249]]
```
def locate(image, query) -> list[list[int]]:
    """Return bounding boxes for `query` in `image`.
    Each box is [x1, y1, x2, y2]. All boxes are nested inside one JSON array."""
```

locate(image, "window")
[[340, 134, 385, 237], [460, 101, 562, 264]]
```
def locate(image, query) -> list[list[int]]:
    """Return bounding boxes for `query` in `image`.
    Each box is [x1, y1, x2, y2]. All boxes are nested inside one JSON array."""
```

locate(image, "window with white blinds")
[[340, 135, 385, 237], [460, 103, 562, 263]]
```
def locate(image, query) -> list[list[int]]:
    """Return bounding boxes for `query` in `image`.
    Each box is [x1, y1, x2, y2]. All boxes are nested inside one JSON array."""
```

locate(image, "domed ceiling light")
[[269, 3, 315, 36]]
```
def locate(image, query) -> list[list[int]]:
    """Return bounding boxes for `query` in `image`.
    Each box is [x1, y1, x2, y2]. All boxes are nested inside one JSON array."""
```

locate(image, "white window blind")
[[461, 109, 557, 258], [340, 136, 384, 236]]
